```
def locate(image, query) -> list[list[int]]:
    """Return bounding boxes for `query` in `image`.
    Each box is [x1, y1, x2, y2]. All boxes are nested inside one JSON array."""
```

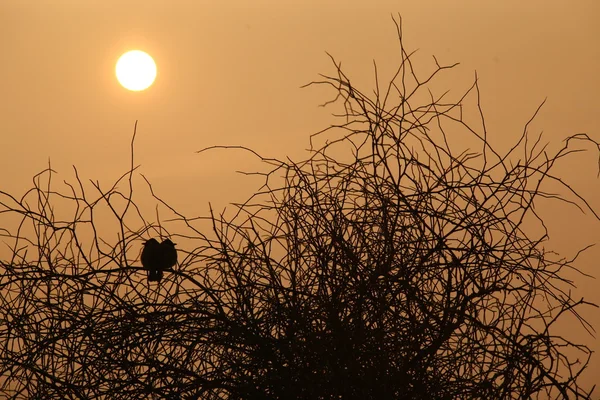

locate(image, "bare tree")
[[0, 15, 598, 399]]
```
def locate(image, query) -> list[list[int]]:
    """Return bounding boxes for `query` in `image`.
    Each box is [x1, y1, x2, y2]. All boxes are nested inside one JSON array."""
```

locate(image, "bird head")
[[144, 238, 160, 246], [162, 238, 176, 247]]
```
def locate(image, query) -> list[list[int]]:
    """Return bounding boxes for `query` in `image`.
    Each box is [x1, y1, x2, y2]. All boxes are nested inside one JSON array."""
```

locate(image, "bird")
[[141, 238, 162, 282], [141, 238, 177, 283], [159, 238, 178, 273]]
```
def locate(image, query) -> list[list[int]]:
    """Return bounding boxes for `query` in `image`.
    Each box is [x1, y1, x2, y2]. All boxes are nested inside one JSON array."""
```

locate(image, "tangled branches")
[[0, 16, 598, 399]]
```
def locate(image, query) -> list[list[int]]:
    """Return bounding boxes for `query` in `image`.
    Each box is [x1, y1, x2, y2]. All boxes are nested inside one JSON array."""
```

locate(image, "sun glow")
[[115, 50, 157, 91]]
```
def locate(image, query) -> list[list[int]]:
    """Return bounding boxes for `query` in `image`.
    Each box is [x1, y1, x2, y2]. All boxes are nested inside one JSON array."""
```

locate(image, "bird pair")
[[141, 238, 177, 283]]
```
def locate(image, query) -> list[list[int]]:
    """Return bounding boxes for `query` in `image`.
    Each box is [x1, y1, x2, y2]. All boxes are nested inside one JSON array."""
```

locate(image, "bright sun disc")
[[116, 50, 157, 91]]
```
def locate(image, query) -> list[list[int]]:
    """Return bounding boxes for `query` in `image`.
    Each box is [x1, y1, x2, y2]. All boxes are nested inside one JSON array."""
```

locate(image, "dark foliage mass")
[[1, 16, 598, 399]]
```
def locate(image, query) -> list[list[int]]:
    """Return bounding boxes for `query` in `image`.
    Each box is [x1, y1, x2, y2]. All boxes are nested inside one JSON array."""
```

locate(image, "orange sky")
[[1, 0, 599, 390]]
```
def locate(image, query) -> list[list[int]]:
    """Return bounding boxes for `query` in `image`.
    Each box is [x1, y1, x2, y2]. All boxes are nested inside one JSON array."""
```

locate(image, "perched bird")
[[141, 238, 162, 282], [141, 238, 177, 282], [159, 239, 178, 273]]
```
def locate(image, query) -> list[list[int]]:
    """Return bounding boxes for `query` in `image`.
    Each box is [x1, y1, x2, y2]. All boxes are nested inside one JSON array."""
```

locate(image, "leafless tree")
[[1, 15, 598, 399]]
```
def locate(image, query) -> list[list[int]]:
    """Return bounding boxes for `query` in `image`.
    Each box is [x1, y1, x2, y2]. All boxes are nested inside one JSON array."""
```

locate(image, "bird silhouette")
[[141, 238, 177, 283], [160, 239, 178, 273]]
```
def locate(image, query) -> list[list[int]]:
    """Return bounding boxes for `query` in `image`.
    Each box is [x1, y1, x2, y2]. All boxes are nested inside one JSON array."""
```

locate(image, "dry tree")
[[0, 15, 598, 399]]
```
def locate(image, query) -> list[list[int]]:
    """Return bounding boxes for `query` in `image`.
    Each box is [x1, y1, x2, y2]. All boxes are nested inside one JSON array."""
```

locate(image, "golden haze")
[[1, 0, 599, 391]]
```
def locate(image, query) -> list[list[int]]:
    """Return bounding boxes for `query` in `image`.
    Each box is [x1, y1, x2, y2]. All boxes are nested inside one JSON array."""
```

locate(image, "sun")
[[115, 50, 157, 91]]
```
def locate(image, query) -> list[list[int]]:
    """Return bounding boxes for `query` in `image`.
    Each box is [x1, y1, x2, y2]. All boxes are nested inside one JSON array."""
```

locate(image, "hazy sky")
[[1, 0, 599, 389]]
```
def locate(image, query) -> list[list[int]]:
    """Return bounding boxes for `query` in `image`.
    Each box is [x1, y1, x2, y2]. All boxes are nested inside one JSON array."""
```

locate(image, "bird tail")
[[148, 270, 163, 282]]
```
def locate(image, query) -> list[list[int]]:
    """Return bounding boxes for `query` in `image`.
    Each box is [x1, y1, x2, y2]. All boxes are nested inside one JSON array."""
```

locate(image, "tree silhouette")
[[0, 16, 598, 399]]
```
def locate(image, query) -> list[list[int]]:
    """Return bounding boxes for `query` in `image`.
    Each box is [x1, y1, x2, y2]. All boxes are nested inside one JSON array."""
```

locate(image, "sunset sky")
[[1, 0, 598, 389]]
